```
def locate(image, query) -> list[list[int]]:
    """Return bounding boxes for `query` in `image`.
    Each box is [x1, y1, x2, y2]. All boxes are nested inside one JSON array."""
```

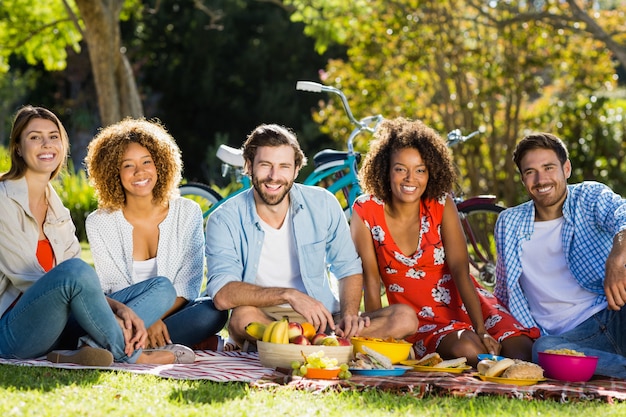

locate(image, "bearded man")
[[205, 124, 417, 350]]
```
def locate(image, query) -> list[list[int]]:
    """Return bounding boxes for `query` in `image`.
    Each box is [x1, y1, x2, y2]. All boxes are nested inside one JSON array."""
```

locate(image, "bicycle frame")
[[195, 81, 381, 218]]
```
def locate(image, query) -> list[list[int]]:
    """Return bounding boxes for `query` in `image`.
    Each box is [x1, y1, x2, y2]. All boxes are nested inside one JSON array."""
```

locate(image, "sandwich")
[[477, 357, 544, 379], [432, 356, 468, 368], [349, 346, 393, 370], [414, 352, 443, 367]]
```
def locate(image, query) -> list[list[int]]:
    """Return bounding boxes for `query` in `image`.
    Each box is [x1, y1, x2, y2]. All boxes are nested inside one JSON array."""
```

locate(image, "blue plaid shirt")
[[494, 181, 626, 334]]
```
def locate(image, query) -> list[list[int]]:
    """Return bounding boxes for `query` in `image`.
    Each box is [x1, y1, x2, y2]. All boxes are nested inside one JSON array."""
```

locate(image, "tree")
[[0, 0, 142, 126], [286, 0, 625, 204], [468, 0, 626, 71]]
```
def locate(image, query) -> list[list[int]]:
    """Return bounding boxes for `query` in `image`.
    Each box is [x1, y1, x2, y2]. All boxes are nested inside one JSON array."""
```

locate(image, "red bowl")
[[537, 351, 598, 382]]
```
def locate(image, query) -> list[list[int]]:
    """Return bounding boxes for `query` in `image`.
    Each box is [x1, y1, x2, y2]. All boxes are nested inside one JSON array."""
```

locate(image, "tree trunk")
[[74, 0, 143, 126]]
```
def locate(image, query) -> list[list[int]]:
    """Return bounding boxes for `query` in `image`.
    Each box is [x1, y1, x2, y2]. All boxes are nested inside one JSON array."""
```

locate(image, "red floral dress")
[[353, 194, 539, 358]]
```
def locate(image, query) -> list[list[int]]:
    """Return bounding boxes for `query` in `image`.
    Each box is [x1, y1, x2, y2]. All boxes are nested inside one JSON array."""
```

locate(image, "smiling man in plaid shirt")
[[495, 132, 626, 379]]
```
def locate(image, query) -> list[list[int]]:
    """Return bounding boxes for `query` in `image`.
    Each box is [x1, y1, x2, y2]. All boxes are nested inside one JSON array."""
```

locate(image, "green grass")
[[0, 366, 624, 416]]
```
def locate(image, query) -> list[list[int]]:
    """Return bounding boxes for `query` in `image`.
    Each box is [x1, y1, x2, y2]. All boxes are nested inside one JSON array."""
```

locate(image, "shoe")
[[47, 346, 114, 367], [144, 344, 195, 364], [191, 334, 224, 351]]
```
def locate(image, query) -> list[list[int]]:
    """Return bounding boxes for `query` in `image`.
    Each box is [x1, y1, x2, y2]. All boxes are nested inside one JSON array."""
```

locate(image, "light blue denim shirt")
[[205, 183, 362, 314], [495, 181, 626, 334]]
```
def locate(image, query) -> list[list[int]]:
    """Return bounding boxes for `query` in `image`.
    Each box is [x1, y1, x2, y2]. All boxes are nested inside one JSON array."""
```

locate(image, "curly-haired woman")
[[84, 118, 228, 351], [0, 106, 189, 366], [351, 117, 539, 367]]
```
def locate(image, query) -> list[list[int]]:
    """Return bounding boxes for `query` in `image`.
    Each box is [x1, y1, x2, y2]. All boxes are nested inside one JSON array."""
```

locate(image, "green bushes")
[[53, 164, 98, 242]]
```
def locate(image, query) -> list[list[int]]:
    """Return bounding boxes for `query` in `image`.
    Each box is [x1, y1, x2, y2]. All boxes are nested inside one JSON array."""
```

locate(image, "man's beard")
[[252, 175, 294, 206]]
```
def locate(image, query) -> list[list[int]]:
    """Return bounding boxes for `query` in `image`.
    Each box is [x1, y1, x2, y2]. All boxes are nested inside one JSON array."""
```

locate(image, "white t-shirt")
[[256, 208, 307, 303], [520, 217, 604, 334], [133, 257, 158, 283]]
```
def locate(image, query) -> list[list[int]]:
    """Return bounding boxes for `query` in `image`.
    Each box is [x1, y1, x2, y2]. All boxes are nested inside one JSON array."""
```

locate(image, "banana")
[[270, 317, 289, 344], [262, 320, 278, 342], [245, 322, 267, 340]]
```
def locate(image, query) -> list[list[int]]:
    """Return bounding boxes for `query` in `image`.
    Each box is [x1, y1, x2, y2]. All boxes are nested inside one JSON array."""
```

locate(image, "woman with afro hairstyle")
[[350, 117, 539, 367], [84, 118, 228, 351]]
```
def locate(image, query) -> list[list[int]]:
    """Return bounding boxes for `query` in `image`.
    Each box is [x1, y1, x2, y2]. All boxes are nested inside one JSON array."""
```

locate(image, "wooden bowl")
[[257, 341, 353, 369]]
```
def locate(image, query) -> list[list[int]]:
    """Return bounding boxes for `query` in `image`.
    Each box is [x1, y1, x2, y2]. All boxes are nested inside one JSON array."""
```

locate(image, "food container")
[[256, 341, 353, 369], [351, 337, 412, 364], [303, 367, 341, 379], [537, 351, 598, 382]]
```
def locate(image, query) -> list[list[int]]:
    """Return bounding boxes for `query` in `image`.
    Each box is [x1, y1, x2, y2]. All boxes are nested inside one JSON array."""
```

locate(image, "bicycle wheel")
[[179, 182, 222, 221], [457, 203, 504, 289]]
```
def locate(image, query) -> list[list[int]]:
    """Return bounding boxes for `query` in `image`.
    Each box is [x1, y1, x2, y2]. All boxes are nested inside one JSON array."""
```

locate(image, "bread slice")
[[433, 356, 467, 368], [484, 358, 515, 377], [414, 352, 443, 367]]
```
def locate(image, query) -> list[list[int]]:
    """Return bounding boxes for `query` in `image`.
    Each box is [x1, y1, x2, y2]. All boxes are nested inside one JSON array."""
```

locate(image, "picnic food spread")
[[291, 351, 351, 380], [544, 348, 585, 356], [477, 357, 544, 379]]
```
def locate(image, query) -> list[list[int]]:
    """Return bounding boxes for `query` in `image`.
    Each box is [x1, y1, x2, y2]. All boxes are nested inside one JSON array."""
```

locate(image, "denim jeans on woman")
[[532, 308, 626, 379], [0, 258, 175, 363]]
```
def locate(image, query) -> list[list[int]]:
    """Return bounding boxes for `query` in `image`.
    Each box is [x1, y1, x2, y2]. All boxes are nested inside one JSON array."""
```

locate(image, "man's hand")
[[146, 319, 172, 348], [334, 314, 370, 339], [286, 290, 335, 334], [605, 253, 626, 311]]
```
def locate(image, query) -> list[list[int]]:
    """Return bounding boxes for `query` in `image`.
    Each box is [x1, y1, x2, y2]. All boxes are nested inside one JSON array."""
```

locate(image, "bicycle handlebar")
[[296, 81, 383, 152], [447, 128, 480, 148]]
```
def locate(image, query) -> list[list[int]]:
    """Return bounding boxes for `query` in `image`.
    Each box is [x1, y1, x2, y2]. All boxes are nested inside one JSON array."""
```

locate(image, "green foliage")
[[0, 145, 9, 172], [0, 1, 82, 73], [52, 163, 97, 242], [287, 0, 625, 205]]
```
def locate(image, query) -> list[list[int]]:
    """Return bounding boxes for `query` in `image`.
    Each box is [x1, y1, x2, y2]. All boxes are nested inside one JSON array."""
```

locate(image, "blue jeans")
[[56, 273, 177, 363], [532, 308, 626, 379], [0, 259, 128, 361], [164, 297, 228, 346]]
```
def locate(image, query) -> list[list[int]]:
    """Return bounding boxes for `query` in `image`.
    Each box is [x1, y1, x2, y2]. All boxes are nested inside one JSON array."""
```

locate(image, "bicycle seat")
[[217, 144, 245, 167], [313, 149, 361, 168]]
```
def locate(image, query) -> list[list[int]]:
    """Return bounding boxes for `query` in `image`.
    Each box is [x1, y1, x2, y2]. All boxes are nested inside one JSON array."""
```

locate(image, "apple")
[[321, 336, 340, 346], [336, 337, 351, 347], [290, 335, 311, 345], [287, 322, 304, 342], [311, 333, 327, 345]]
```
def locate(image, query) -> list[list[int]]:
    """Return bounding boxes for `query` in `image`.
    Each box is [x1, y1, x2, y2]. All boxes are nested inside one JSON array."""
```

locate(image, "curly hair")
[[359, 117, 456, 202], [84, 118, 182, 211]]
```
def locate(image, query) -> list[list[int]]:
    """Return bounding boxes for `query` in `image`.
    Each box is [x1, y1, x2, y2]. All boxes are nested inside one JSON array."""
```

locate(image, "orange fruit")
[[301, 322, 316, 341]]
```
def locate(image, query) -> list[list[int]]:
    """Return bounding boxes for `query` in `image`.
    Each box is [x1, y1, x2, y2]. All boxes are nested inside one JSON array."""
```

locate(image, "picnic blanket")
[[1, 350, 625, 403]]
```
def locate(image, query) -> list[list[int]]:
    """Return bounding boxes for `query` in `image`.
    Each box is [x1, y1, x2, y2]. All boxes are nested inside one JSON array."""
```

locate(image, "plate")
[[349, 365, 412, 376], [477, 354, 506, 362], [477, 374, 547, 386], [401, 362, 472, 374]]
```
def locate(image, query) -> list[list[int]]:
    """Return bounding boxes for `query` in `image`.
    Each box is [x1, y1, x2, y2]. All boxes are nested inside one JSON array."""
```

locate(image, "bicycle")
[[446, 128, 505, 287], [180, 82, 504, 287], [179, 80, 383, 220]]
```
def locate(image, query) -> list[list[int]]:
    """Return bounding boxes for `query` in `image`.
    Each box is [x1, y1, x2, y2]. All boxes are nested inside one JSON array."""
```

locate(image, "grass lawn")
[[0, 365, 625, 417]]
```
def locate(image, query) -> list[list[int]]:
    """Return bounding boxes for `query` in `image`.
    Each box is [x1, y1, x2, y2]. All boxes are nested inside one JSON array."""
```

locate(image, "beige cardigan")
[[0, 177, 81, 317]]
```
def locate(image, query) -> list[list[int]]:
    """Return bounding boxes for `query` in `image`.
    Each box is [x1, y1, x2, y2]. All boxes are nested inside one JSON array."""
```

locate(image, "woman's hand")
[[113, 303, 148, 355], [477, 331, 501, 355], [146, 319, 172, 348]]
